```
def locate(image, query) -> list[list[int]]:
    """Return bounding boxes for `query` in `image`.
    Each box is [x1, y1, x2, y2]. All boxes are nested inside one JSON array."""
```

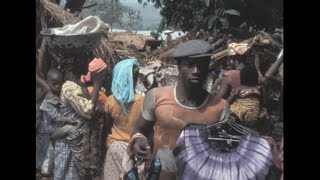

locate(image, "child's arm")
[[226, 91, 237, 104], [45, 96, 77, 126], [227, 86, 242, 104]]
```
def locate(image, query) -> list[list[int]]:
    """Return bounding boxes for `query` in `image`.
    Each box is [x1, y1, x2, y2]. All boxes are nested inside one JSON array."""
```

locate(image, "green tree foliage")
[[122, 8, 142, 32], [81, 0, 142, 30], [93, 0, 127, 27], [137, 0, 216, 31], [137, 0, 163, 8], [223, 0, 283, 30], [159, 0, 207, 31], [137, 0, 282, 32]]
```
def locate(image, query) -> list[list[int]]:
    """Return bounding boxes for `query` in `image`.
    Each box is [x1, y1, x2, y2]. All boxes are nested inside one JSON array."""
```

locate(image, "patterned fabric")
[[60, 80, 95, 119], [228, 43, 249, 55], [53, 101, 83, 180], [57, 81, 104, 179], [173, 124, 273, 180], [54, 128, 83, 180], [230, 87, 261, 127], [89, 58, 108, 72], [38, 95, 79, 177], [104, 94, 144, 147], [279, 137, 284, 180], [40, 95, 80, 140], [279, 138, 283, 163], [104, 141, 129, 180], [40, 95, 65, 135], [238, 87, 261, 97]]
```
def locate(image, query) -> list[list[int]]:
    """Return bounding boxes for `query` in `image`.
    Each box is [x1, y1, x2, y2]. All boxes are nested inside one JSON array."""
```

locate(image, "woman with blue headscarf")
[[103, 59, 144, 180]]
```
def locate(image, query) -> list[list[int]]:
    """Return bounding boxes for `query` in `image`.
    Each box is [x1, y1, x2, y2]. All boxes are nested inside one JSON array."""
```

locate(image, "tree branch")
[[82, 3, 97, 9]]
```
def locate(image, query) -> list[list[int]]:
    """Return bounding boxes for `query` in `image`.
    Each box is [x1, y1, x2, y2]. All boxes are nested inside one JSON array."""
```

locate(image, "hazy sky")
[[121, 0, 162, 25]]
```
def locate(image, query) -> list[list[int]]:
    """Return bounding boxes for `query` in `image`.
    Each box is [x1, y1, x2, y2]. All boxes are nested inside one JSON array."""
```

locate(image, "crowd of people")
[[36, 38, 283, 180]]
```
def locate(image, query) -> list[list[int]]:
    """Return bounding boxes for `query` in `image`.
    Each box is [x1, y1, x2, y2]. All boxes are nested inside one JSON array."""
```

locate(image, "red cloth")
[[80, 58, 107, 83], [89, 58, 107, 73]]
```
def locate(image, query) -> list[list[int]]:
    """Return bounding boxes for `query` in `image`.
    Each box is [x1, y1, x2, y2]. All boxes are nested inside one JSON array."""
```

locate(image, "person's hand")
[[132, 137, 152, 162], [262, 136, 275, 145], [67, 119, 77, 125]]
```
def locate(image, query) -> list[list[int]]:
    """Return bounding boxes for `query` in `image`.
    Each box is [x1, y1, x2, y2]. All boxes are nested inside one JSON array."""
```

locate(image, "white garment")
[[228, 43, 249, 55], [155, 145, 177, 172], [49, 16, 109, 35]]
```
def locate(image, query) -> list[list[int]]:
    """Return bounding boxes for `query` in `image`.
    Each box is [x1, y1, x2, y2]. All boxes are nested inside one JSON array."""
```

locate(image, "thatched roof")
[[37, 0, 79, 30], [108, 32, 147, 50], [36, 0, 80, 49]]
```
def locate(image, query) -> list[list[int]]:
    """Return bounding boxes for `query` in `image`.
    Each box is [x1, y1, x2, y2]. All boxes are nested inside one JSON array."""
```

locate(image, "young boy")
[[40, 68, 80, 140], [38, 68, 81, 177]]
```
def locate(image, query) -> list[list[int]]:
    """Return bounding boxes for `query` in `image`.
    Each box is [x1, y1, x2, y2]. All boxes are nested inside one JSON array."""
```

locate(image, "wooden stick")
[[264, 50, 283, 78], [36, 73, 50, 98], [212, 36, 226, 50], [264, 49, 278, 58], [82, 3, 97, 9], [211, 49, 229, 61], [210, 32, 279, 62], [212, 45, 227, 55], [37, 39, 47, 78]]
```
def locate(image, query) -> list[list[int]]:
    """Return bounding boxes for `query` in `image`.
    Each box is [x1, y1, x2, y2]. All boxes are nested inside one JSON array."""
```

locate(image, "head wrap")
[[111, 59, 140, 113], [80, 58, 107, 83]]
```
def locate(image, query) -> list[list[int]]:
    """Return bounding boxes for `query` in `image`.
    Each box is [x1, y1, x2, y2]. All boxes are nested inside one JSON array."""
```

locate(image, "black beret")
[[172, 40, 213, 59]]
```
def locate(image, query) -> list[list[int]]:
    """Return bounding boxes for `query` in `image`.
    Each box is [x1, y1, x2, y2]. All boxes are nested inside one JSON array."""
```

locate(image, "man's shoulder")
[[134, 93, 144, 102], [154, 86, 174, 92], [208, 94, 227, 108], [152, 86, 174, 97], [106, 95, 115, 103]]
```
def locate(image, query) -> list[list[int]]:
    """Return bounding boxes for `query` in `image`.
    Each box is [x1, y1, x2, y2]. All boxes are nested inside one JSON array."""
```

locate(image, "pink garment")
[[224, 70, 240, 93], [89, 58, 107, 72], [80, 58, 107, 83]]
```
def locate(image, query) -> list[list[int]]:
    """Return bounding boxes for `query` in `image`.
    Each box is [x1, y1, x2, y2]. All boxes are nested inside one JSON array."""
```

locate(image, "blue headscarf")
[[111, 59, 140, 114]]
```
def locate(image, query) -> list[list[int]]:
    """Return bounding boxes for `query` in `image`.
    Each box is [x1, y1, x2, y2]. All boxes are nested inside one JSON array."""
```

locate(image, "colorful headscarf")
[[80, 58, 107, 83], [111, 59, 140, 113]]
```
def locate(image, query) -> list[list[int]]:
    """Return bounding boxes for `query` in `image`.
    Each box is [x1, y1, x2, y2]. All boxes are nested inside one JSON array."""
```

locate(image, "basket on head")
[[40, 30, 104, 55]]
